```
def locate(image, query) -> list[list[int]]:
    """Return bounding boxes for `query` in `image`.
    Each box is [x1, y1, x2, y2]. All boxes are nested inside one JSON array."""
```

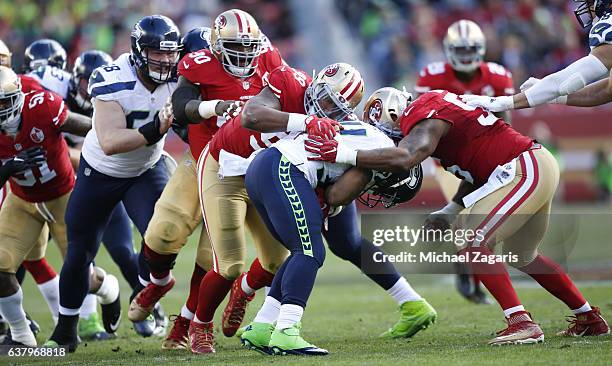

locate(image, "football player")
[[305, 87, 610, 344], [462, 1, 612, 112], [44, 15, 180, 352], [0, 66, 105, 346], [237, 64, 435, 355], [128, 10, 285, 352], [415, 20, 514, 304]]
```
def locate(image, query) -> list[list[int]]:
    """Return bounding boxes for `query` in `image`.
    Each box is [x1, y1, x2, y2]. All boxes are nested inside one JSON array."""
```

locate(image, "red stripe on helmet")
[[340, 74, 356, 95], [234, 11, 244, 33], [346, 79, 363, 102]]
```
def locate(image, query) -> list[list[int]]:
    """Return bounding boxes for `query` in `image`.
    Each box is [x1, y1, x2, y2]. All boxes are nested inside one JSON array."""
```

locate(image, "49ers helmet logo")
[[30, 127, 44, 143], [367, 99, 383, 123], [215, 15, 227, 29], [324, 63, 340, 77]]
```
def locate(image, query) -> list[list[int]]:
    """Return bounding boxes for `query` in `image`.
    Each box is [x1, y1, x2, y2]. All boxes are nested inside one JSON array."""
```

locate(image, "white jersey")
[[589, 13, 612, 50], [273, 121, 394, 188], [27, 66, 71, 99], [82, 53, 177, 178]]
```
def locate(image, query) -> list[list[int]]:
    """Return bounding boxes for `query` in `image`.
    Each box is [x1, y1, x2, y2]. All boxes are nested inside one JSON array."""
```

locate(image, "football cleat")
[[379, 299, 437, 339], [557, 307, 610, 337], [78, 313, 115, 341], [235, 325, 249, 338], [188, 321, 215, 354], [133, 315, 156, 338], [269, 322, 328, 356], [128, 278, 175, 322], [2, 327, 37, 347], [222, 273, 255, 337], [240, 322, 274, 355], [162, 315, 190, 350], [26, 313, 40, 336], [43, 338, 78, 353], [488, 311, 544, 345], [100, 292, 122, 334], [152, 302, 168, 337]]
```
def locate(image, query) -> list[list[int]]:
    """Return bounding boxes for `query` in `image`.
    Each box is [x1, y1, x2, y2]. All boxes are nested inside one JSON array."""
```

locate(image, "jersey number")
[[11, 161, 57, 187], [442, 92, 498, 126], [188, 51, 211, 65]]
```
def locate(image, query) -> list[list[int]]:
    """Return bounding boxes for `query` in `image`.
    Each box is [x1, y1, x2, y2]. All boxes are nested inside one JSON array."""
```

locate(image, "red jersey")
[[208, 66, 312, 161], [179, 46, 284, 159], [0, 91, 73, 202], [399, 90, 533, 186], [19, 75, 45, 94], [415, 62, 514, 97]]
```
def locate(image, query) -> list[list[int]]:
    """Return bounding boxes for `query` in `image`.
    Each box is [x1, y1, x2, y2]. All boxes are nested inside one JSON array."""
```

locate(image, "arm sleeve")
[[171, 76, 201, 125], [524, 54, 609, 107]]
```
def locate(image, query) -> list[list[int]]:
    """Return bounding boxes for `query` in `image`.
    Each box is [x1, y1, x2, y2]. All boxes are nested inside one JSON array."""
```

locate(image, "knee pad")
[[144, 207, 193, 254], [217, 261, 245, 280]]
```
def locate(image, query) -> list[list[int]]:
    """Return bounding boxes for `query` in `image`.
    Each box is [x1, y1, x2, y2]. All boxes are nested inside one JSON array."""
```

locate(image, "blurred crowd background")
[[0, 0, 609, 204]]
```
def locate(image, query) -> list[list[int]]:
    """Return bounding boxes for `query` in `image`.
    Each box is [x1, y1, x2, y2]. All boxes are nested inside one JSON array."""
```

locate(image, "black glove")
[[0, 147, 46, 181], [138, 112, 165, 146], [171, 119, 189, 144]]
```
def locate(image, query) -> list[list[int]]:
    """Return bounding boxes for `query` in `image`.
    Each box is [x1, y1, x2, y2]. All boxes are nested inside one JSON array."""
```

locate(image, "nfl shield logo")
[[30, 127, 45, 143], [14, 143, 22, 151], [242, 81, 250, 90]]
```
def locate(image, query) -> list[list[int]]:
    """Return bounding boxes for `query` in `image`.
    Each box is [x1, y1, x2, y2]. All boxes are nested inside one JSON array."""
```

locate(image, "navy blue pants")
[[325, 202, 400, 290], [60, 156, 168, 310], [102, 203, 139, 290], [245, 148, 325, 308]]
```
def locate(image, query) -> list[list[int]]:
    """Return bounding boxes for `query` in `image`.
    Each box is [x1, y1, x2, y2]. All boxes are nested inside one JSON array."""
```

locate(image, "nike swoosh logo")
[[183, 61, 190, 69], [109, 314, 121, 332]]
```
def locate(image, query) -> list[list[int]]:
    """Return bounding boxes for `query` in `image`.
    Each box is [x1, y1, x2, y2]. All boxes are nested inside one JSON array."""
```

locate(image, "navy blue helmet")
[[574, 0, 612, 28], [130, 15, 182, 83], [69, 50, 113, 113], [358, 165, 423, 208], [180, 27, 211, 59], [24, 39, 67, 72]]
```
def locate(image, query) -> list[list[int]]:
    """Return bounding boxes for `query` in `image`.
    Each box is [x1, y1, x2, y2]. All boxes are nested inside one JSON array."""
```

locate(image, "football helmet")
[[0, 66, 24, 135], [69, 50, 113, 112], [23, 39, 67, 72], [358, 165, 423, 209], [443, 20, 485, 73], [574, 0, 612, 28], [0, 39, 11, 67], [210, 9, 263, 78], [304, 62, 365, 122], [181, 27, 211, 59], [131, 15, 182, 84], [363, 87, 412, 141]]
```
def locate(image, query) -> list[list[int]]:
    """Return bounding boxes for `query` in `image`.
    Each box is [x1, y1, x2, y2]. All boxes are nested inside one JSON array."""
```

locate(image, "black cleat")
[[101, 291, 122, 334]]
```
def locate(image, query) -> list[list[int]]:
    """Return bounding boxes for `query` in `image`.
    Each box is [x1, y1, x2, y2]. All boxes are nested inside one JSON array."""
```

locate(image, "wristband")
[[287, 113, 308, 132], [138, 113, 164, 146], [198, 100, 222, 119], [499, 95, 515, 110], [335, 142, 358, 166]]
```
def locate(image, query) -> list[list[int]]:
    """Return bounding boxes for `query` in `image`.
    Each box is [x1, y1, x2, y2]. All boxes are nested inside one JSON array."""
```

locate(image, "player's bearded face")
[[145, 49, 179, 83]]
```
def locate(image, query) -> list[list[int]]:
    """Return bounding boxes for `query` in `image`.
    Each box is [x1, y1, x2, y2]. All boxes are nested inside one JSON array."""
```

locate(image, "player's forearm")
[[241, 101, 290, 132], [355, 147, 427, 173], [325, 167, 372, 206], [172, 76, 202, 124], [98, 129, 148, 155], [565, 77, 612, 106], [61, 111, 92, 136]]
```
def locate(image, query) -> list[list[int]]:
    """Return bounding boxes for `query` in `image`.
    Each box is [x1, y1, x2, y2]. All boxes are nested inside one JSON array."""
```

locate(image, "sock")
[[503, 305, 526, 318], [193, 315, 212, 324], [194, 270, 233, 323], [0, 288, 36, 346], [23, 258, 57, 284], [139, 276, 150, 287], [185, 264, 206, 314], [95, 273, 119, 305], [180, 304, 194, 320], [387, 277, 422, 304], [462, 247, 523, 312], [37, 276, 60, 322], [143, 244, 177, 281], [49, 313, 79, 342], [244, 258, 275, 295], [150, 273, 173, 286], [275, 304, 303, 330], [80, 294, 97, 319], [572, 302, 592, 315], [253, 296, 281, 324], [517, 255, 588, 310]]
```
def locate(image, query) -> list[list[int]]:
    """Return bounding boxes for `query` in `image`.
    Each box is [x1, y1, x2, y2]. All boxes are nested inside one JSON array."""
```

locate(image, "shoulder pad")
[[88, 54, 136, 98], [589, 15, 612, 49]]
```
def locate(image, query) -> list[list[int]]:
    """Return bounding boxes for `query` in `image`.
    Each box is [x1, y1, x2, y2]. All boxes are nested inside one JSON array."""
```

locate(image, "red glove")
[[305, 115, 342, 140], [304, 135, 339, 162]]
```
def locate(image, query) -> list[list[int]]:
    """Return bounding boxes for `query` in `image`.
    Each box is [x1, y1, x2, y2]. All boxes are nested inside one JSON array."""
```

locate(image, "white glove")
[[460, 95, 515, 112], [520, 77, 540, 92]]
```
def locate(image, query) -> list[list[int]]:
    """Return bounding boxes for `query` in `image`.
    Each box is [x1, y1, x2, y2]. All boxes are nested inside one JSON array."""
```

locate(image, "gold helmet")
[[304, 62, 365, 121], [0, 39, 11, 67], [443, 19, 486, 73], [210, 9, 263, 78], [0, 66, 24, 134], [362, 87, 412, 140]]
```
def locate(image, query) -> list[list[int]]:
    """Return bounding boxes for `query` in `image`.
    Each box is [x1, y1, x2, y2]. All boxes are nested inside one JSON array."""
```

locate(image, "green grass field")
[[11, 207, 612, 366]]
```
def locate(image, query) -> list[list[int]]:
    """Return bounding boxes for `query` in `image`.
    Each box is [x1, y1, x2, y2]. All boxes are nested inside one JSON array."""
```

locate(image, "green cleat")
[[379, 299, 437, 339], [269, 322, 328, 356], [235, 325, 249, 338], [240, 322, 274, 354], [79, 313, 115, 341]]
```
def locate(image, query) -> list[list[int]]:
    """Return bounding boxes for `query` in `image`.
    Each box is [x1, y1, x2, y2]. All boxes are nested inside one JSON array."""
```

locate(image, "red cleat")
[[222, 273, 255, 337], [488, 311, 544, 345], [161, 315, 190, 350], [557, 307, 610, 337], [128, 279, 176, 322], [189, 321, 215, 354]]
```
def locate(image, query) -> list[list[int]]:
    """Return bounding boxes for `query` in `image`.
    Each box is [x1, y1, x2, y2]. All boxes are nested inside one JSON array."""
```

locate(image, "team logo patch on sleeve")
[[30, 127, 45, 143]]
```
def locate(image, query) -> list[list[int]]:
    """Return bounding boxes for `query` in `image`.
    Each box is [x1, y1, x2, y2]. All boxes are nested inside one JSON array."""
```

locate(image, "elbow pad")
[[171, 82, 201, 125], [525, 54, 608, 107]]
